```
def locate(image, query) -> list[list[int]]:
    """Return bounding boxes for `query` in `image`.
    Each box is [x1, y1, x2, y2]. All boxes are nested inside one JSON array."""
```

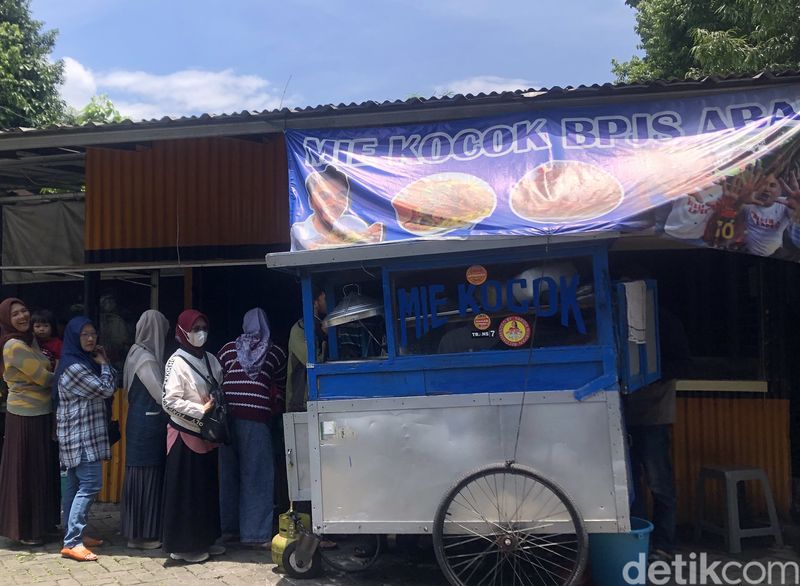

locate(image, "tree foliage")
[[0, 0, 64, 128], [64, 94, 126, 126], [613, 0, 800, 83]]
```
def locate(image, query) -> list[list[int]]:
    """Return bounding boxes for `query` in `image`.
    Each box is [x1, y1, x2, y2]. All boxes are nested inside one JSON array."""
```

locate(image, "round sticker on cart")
[[466, 265, 488, 285], [473, 313, 491, 331], [498, 316, 531, 347]]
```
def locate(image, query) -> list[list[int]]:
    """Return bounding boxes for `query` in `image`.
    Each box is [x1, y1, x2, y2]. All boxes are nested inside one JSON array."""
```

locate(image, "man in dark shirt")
[[625, 305, 691, 562]]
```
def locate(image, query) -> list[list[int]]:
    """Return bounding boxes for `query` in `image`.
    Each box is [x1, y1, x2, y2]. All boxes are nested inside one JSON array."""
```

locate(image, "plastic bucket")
[[588, 517, 653, 586]]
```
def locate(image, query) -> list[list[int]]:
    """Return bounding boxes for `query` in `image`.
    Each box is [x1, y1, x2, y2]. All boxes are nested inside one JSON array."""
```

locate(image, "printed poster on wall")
[[286, 85, 800, 260]]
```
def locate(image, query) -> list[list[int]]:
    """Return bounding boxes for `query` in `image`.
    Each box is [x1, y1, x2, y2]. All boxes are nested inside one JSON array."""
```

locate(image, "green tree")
[[64, 94, 126, 125], [613, 0, 800, 83], [0, 0, 64, 128]]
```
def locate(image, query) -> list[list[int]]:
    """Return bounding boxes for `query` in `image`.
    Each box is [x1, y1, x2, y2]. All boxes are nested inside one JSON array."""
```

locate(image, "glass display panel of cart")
[[392, 256, 597, 355], [312, 271, 387, 362]]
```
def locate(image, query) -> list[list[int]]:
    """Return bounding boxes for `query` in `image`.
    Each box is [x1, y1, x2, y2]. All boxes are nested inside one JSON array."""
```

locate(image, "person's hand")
[[718, 177, 741, 204], [717, 170, 758, 205], [736, 165, 768, 203], [202, 397, 215, 413], [781, 170, 800, 201], [92, 345, 109, 365], [782, 171, 800, 220]]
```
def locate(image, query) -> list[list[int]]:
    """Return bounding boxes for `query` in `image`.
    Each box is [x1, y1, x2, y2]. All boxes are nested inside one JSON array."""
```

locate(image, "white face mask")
[[189, 331, 208, 347], [180, 326, 207, 348]]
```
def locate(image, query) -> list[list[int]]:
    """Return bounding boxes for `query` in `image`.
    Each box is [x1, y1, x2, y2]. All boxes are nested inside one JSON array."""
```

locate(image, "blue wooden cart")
[[267, 233, 660, 585]]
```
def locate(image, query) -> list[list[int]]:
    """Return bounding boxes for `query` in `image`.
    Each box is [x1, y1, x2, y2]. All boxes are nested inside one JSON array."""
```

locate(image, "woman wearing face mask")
[[121, 310, 170, 550], [161, 309, 225, 564], [0, 298, 58, 546], [55, 317, 117, 562]]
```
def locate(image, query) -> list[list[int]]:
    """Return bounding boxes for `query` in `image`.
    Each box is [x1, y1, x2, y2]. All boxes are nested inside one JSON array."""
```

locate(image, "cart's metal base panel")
[[286, 391, 630, 535], [283, 412, 311, 501]]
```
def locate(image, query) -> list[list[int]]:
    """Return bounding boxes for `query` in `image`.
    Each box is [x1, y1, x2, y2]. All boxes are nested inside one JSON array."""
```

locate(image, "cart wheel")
[[433, 464, 587, 586], [282, 540, 323, 579], [319, 534, 381, 573]]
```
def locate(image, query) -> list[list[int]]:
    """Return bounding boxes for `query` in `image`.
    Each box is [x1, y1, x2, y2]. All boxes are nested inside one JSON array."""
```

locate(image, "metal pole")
[[183, 268, 193, 310], [150, 269, 160, 310], [83, 272, 99, 324]]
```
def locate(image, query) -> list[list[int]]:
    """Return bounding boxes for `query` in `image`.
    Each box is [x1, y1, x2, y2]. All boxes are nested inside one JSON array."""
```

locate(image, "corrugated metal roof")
[[3, 69, 800, 139], [0, 69, 797, 194]]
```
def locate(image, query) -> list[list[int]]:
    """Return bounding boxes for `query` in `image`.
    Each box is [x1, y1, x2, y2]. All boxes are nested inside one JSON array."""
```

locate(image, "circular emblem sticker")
[[473, 313, 491, 331], [466, 265, 488, 286], [498, 316, 531, 348]]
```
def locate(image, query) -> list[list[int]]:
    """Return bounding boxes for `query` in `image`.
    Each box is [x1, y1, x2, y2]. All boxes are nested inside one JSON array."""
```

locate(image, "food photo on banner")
[[285, 85, 800, 261]]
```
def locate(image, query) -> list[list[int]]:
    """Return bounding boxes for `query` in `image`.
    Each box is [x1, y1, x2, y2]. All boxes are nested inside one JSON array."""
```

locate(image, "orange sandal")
[[83, 536, 103, 548], [61, 545, 98, 562]]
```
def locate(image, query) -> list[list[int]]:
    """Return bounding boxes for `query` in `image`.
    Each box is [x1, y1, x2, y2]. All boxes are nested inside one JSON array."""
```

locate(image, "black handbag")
[[177, 354, 231, 445], [108, 419, 121, 446], [104, 397, 121, 446]]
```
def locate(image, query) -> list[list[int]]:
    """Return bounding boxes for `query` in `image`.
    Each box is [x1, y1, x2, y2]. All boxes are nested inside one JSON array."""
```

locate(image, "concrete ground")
[[1, 504, 799, 585], [0, 504, 446, 586]]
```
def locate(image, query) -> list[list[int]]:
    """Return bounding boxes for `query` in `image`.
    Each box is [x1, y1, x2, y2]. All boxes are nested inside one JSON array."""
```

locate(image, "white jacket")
[[162, 348, 223, 434]]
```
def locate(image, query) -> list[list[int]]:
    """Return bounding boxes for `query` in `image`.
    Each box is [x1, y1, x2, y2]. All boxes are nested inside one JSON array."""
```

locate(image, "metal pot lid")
[[323, 286, 384, 328]]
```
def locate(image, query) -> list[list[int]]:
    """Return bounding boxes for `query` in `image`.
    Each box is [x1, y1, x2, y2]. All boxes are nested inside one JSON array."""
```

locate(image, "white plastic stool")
[[694, 466, 783, 554]]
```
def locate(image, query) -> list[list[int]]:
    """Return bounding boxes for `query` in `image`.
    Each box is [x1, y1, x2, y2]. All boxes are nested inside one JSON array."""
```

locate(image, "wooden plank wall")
[[673, 396, 791, 524]]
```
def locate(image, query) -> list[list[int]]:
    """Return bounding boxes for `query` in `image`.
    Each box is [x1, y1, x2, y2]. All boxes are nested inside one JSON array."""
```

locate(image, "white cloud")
[[434, 75, 537, 97], [61, 57, 97, 108], [60, 57, 298, 121]]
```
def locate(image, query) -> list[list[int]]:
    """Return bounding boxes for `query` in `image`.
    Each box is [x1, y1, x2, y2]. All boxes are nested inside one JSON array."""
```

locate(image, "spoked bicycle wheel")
[[319, 534, 381, 573], [433, 464, 587, 586]]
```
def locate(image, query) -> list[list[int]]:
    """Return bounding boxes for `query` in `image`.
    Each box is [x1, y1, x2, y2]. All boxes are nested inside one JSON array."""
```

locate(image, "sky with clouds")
[[32, 0, 642, 121]]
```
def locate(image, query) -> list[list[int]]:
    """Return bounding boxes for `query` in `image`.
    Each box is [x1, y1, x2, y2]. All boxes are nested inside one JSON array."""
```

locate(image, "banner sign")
[[286, 86, 800, 260]]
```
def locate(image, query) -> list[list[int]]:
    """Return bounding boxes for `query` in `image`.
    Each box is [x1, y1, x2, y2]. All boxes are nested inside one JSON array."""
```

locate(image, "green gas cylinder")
[[271, 510, 312, 569]]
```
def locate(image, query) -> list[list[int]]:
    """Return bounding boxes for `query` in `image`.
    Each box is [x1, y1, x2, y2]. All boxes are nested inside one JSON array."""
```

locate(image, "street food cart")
[[268, 234, 661, 585], [266, 79, 800, 585]]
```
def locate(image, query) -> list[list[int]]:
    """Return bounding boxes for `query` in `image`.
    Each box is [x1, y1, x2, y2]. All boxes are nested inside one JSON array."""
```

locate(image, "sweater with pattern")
[[217, 341, 287, 423]]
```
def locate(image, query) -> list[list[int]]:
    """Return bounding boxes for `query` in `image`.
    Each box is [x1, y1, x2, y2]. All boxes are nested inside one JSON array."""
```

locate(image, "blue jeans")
[[629, 424, 677, 553], [219, 418, 275, 543], [62, 456, 103, 548]]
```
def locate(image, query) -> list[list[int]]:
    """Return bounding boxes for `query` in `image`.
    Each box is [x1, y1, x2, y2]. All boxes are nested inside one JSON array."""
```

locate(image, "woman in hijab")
[[161, 309, 225, 564], [56, 316, 117, 562], [0, 298, 58, 546], [217, 308, 287, 547], [121, 310, 170, 550]]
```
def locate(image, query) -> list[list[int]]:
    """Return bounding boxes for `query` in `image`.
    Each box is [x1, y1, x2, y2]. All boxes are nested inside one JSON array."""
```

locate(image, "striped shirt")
[[56, 363, 117, 469], [217, 341, 287, 423]]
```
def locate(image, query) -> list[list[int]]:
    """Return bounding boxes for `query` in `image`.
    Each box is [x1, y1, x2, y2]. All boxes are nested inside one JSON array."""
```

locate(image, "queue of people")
[[0, 298, 287, 565]]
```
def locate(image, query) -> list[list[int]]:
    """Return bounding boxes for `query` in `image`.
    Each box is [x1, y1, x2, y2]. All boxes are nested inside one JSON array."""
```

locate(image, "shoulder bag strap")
[[202, 353, 220, 387], [176, 354, 215, 388]]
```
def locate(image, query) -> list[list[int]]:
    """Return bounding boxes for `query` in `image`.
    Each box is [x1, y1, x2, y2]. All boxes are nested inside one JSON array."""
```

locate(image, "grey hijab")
[[123, 310, 169, 392]]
